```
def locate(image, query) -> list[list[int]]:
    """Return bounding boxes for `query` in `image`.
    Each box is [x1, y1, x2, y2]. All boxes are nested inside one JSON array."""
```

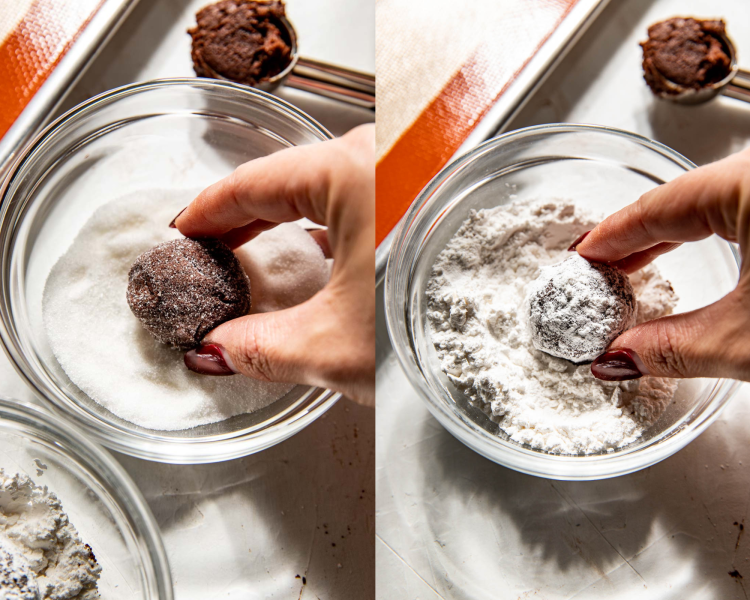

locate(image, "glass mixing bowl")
[[0, 79, 340, 464], [385, 123, 742, 480], [0, 398, 172, 598]]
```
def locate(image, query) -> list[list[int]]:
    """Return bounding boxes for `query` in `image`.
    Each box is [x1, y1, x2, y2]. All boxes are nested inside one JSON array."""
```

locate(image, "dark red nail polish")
[[591, 349, 643, 381], [184, 344, 235, 376], [169, 207, 187, 229], [568, 230, 591, 252]]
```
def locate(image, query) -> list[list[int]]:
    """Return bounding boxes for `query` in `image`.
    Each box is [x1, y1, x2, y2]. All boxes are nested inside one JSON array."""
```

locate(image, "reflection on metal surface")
[[0, 0, 106, 139], [0, 0, 139, 179], [288, 57, 375, 109]]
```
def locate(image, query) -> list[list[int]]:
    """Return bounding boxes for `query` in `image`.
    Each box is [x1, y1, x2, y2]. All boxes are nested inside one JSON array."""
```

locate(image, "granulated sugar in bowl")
[[0, 79, 340, 464]]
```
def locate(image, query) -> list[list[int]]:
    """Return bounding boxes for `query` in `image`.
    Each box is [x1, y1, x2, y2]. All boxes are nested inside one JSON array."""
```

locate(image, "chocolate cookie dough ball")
[[641, 17, 732, 95], [188, 0, 292, 87], [527, 255, 636, 363], [127, 238, 251, 349]]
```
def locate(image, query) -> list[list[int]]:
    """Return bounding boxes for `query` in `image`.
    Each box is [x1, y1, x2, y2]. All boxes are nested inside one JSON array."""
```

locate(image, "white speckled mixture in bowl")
[[426, 198, 678, 455], [0, 400, 172, 599]]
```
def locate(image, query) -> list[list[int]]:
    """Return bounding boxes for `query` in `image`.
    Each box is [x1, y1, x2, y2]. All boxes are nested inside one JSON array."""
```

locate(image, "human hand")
[[573, 147, 750, 382], [172, 124, 375, 406]]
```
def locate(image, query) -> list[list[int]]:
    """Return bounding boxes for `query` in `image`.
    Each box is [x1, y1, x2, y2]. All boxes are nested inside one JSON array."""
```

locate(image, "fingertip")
[[184, 343, 236, 376], [169, 207, 187, 229], [574, 216, 636, 264], [591, 349, 646, 381], [567, 230, 591, 252]]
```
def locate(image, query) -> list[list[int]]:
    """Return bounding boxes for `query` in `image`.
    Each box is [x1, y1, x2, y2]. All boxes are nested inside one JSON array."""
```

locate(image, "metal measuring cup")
[[202, 17, 375, 110], [651, 30, 750, 105]]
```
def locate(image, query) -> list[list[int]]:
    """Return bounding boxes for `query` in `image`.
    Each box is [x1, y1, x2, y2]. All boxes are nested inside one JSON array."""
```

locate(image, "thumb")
[[591, 290, 750, 381], [184, 297, 323, 384], [183, 291, 373, 403]]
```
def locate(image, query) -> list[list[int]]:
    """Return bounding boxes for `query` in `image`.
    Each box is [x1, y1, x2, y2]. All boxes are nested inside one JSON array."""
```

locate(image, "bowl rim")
[[0, 397, 173, 598], [0, 78, 342, 464], [384, 122, 743, 480]]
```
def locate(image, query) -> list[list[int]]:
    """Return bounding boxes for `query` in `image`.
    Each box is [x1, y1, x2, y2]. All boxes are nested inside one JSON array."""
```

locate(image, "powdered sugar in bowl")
[[385, 124, 742, 480], [0, 399, 172, 598], [0, 79, 340, 464]]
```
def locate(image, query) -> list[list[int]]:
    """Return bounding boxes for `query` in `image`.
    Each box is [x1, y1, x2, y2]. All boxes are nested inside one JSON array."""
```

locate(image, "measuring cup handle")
[[286, 57, 375, 110], [724, 68, 750, 104]]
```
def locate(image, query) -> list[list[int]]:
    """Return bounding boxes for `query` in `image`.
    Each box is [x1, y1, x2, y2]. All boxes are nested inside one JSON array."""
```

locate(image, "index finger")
[[173, 136, 349, 239], [576, 151, 748, 263]]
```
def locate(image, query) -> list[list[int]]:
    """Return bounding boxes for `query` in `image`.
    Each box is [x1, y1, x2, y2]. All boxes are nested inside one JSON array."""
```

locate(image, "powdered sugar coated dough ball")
[[527, 254, 636, 363], [235, 223, 329, 313]]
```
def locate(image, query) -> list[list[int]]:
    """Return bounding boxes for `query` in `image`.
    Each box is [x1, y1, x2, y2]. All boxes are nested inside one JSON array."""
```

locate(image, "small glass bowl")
[[385, 123, 742, 480], [0, 398, 172, 598], [0, 79, 340, 464]]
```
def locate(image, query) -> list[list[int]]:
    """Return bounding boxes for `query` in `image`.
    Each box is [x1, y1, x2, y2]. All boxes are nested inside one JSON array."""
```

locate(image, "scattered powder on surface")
[[527, 254, 636, 363], [43, 190, 329, 431], [0, 470, 100, 599], [426, 199, 679, 455]]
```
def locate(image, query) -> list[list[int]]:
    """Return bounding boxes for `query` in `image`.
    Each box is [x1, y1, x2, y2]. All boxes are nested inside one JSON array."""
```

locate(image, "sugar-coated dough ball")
[[127, 238, 251, 349]]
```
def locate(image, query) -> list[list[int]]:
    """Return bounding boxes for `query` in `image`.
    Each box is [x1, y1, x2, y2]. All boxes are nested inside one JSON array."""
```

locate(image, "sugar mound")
[[42, 190, 329, 431], [0, 470, 100, 599], [236, 223, 329, 313]]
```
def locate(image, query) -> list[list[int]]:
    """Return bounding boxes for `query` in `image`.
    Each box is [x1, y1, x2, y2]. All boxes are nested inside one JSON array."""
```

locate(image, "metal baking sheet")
[[375, 0, 611, 282], [0, 0, 140, 179]]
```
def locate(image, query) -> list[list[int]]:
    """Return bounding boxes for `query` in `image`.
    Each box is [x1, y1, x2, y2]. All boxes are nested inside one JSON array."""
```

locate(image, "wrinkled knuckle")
[[235, 325, 275, 382], [227, 169, 246, 213], [633, 196, 655, 239], [650, 321, 690, 377]]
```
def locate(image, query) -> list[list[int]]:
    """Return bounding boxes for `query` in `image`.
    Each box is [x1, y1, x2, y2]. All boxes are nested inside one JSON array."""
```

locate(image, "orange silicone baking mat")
[[376, 0, 582, 245], [0, 0, 105, 141]]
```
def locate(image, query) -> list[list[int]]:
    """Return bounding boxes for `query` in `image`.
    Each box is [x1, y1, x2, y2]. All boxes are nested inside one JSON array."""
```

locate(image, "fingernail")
[[568, 230, 591, 252], [591, 349, 644, 381], [184, 343, 236, 376], [169, 207, 187, 229]]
